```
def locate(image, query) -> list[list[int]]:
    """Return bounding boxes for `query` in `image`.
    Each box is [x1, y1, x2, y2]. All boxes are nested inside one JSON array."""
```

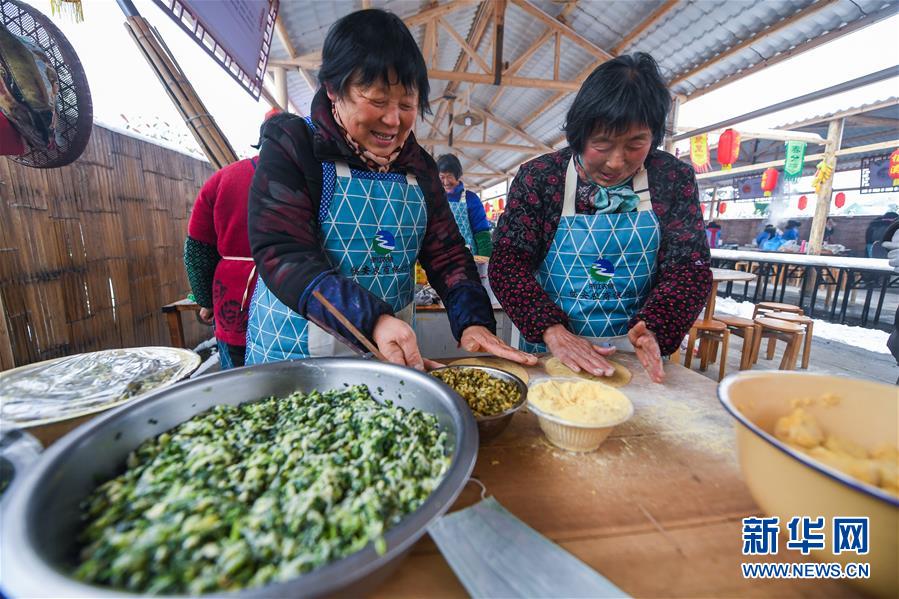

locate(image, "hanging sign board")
[[859, 153, 899, 194], [153, 0, 278, 100]]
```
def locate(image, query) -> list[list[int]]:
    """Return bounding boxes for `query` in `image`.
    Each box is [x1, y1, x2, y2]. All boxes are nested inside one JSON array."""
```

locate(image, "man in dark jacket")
[[866, 211, 898, 257], [880, 220, 899, 382]]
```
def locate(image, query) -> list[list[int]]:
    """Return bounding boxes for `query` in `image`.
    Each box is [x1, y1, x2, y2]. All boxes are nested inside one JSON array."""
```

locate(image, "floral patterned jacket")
[[488, 147, 712, 356]]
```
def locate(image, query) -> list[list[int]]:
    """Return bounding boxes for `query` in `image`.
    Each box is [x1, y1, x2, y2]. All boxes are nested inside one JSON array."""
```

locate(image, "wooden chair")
[[766, 311, 814, 369], [710, 314, 758, 371], [684, 319, 730, 381], [752, 301, 804, 319], [751, 317, 805, 370]]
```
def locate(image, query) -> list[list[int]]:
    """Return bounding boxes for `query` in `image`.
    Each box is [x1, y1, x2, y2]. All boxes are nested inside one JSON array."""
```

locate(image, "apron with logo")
[[448, 187, 477, 253], [517, 157, 660, 353], [245, 120, 427, 364]]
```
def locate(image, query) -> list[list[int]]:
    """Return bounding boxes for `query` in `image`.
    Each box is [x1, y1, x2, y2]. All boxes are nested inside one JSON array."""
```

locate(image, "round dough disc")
[[543, 356, 632, 387], [449, 357, 529, 384]]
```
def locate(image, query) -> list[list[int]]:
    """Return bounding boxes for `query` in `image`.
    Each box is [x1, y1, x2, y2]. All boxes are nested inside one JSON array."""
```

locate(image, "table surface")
[[711, 249, 893, 272], [374, 353, 860, 598], [712, 267, 757, 283]]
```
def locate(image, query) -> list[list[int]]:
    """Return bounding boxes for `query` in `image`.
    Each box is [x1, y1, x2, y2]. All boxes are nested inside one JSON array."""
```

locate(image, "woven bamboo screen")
[[0, 124, 216, 371]]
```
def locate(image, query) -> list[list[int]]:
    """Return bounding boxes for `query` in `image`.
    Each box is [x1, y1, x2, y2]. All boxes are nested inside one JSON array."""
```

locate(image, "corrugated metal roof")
[[268, 0, 898, 189]]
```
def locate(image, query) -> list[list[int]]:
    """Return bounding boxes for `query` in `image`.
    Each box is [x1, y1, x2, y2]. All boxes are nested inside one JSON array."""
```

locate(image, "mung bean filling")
[[431, 368, 519, 417]]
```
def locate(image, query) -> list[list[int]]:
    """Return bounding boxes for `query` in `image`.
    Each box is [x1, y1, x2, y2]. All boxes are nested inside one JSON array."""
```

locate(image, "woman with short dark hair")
[[489, 53, 712, 383], [245, 9, 534, 369], [437, 153, 493, 256]]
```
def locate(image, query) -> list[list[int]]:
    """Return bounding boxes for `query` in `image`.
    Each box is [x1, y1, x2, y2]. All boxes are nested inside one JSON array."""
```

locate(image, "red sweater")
[[187, 158, 258, 346]]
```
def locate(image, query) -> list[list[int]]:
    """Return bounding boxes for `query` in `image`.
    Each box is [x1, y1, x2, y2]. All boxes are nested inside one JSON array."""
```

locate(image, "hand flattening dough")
[[543, 356, 632, 387], [448, 357, 529, 384]]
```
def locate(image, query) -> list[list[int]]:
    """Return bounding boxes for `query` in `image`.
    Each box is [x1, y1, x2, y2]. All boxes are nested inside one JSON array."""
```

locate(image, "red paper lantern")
[[798, 195, 808, 211], [760, 168, 779, 197], [834, 192, 846, 208], [717, 202, 727, 214], [889, 148, 899, 185], [716, 128, 741, 170]]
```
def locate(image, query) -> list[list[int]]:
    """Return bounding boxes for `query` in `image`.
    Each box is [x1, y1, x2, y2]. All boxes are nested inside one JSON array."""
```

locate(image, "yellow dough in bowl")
[[543, 357, 632, 387], [529, 380, 632, 426]]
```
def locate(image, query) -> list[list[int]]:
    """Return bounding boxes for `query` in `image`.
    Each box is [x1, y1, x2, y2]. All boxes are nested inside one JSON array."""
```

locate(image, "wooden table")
[[161, 298, 201, 348], [375, 353, 860, 598]]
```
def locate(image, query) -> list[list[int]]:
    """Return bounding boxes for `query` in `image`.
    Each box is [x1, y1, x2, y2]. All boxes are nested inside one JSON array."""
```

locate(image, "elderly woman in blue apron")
[[489, 53, 712, 383], [245, 9, 534, 370], [437, 153, 493, 257]]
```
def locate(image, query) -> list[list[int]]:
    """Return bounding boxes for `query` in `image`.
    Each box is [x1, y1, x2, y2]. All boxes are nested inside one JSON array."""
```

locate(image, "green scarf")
[[574, 154, 640, 214]]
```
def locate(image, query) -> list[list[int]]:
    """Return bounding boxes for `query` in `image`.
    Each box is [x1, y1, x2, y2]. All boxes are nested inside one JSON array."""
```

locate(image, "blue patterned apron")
[[518, 158, 660, 353], [448, 187, 477, 252], [245, 123, 427, 364]]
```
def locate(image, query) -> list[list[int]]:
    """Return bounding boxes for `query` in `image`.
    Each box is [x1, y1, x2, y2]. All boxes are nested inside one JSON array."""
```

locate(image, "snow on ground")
[[715, 297, 892, 355]]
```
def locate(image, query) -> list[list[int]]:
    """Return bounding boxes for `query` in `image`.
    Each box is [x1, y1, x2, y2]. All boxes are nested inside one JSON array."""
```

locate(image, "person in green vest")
[[437, 154, 493, 257]]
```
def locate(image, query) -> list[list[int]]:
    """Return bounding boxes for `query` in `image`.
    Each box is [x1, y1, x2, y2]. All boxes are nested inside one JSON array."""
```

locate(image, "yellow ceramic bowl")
[[528, 378, 633, 452], [718, 372, 898, 598]]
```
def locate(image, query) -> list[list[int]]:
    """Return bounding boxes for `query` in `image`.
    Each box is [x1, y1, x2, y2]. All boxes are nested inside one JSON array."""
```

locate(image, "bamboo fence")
[[0, 124, 216, 370]]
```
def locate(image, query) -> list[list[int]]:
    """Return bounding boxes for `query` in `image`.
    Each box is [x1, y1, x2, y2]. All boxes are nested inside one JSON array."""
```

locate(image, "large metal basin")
[[0, 359, 478, 598]]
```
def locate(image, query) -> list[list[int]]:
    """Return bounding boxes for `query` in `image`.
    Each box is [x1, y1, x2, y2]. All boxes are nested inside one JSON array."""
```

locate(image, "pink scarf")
[[332, 104, 403, 173]]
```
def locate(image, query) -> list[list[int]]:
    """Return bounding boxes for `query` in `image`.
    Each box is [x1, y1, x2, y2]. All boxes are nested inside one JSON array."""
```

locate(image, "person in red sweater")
[[184, 111, 292, 368]]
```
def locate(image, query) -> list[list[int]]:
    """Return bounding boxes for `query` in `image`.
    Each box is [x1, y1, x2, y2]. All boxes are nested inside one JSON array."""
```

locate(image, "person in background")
[[823, 218, 836, 243], [880, 220, 899, 383], [866, 211, 899, 257], [782, 219, 801, 242], [437, 153, 493, 257], [755, 224, 777, 247], [244, 9, 533, 369], [489, 53, 712, 384], [705, 221, 722, 248], [184, 110, 292, 369]]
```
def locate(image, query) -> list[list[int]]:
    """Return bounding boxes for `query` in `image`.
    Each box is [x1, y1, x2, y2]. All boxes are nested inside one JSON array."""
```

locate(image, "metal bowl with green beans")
[[0, 359, 477, 598], [430, 365, 527, 442]]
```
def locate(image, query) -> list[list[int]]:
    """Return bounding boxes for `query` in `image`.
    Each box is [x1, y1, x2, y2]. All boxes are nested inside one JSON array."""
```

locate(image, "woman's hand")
[[628, 320, 665, 383], [460, 326, 538, 366], [198, 307, 214, 324], [372, 314, 436, 371], [543, 324, 617, 376]]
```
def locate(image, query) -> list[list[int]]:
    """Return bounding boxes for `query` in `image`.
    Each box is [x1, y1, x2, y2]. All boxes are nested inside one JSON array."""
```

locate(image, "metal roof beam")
[[403, 0, 480, 28], [272, 16, 316, 98], [509, 0, 612, 61], [683, 3, 899, 100], [438, 18, 491, 74], [674, 126, 826, 144], [468, 107, 553, 152], [670, 0, 838, 89], [428, 69, 581, 91], [421, 116, 499, 174], [673, 65, 899, 141], [484, 1, 580, 112], [611, 0, 679, 55], [847, 114, 899, 127], [777, 98, 899, 130], [418, 138, 539, 153], [694, 139, 899, 181], [427, 2, 494, 138]]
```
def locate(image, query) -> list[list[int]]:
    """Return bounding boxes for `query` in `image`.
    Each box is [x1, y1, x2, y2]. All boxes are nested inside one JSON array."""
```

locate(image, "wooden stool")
[[684, 319, 730, 381], [767, 311, 814, 369], [752, 301, 804, 319], [711, 314, 758, 371], [752, 317, 804, 370]]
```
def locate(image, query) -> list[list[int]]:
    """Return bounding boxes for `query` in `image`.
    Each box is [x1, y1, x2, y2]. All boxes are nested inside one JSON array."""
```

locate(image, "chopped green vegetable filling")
[[74, 385, 450, 594]]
